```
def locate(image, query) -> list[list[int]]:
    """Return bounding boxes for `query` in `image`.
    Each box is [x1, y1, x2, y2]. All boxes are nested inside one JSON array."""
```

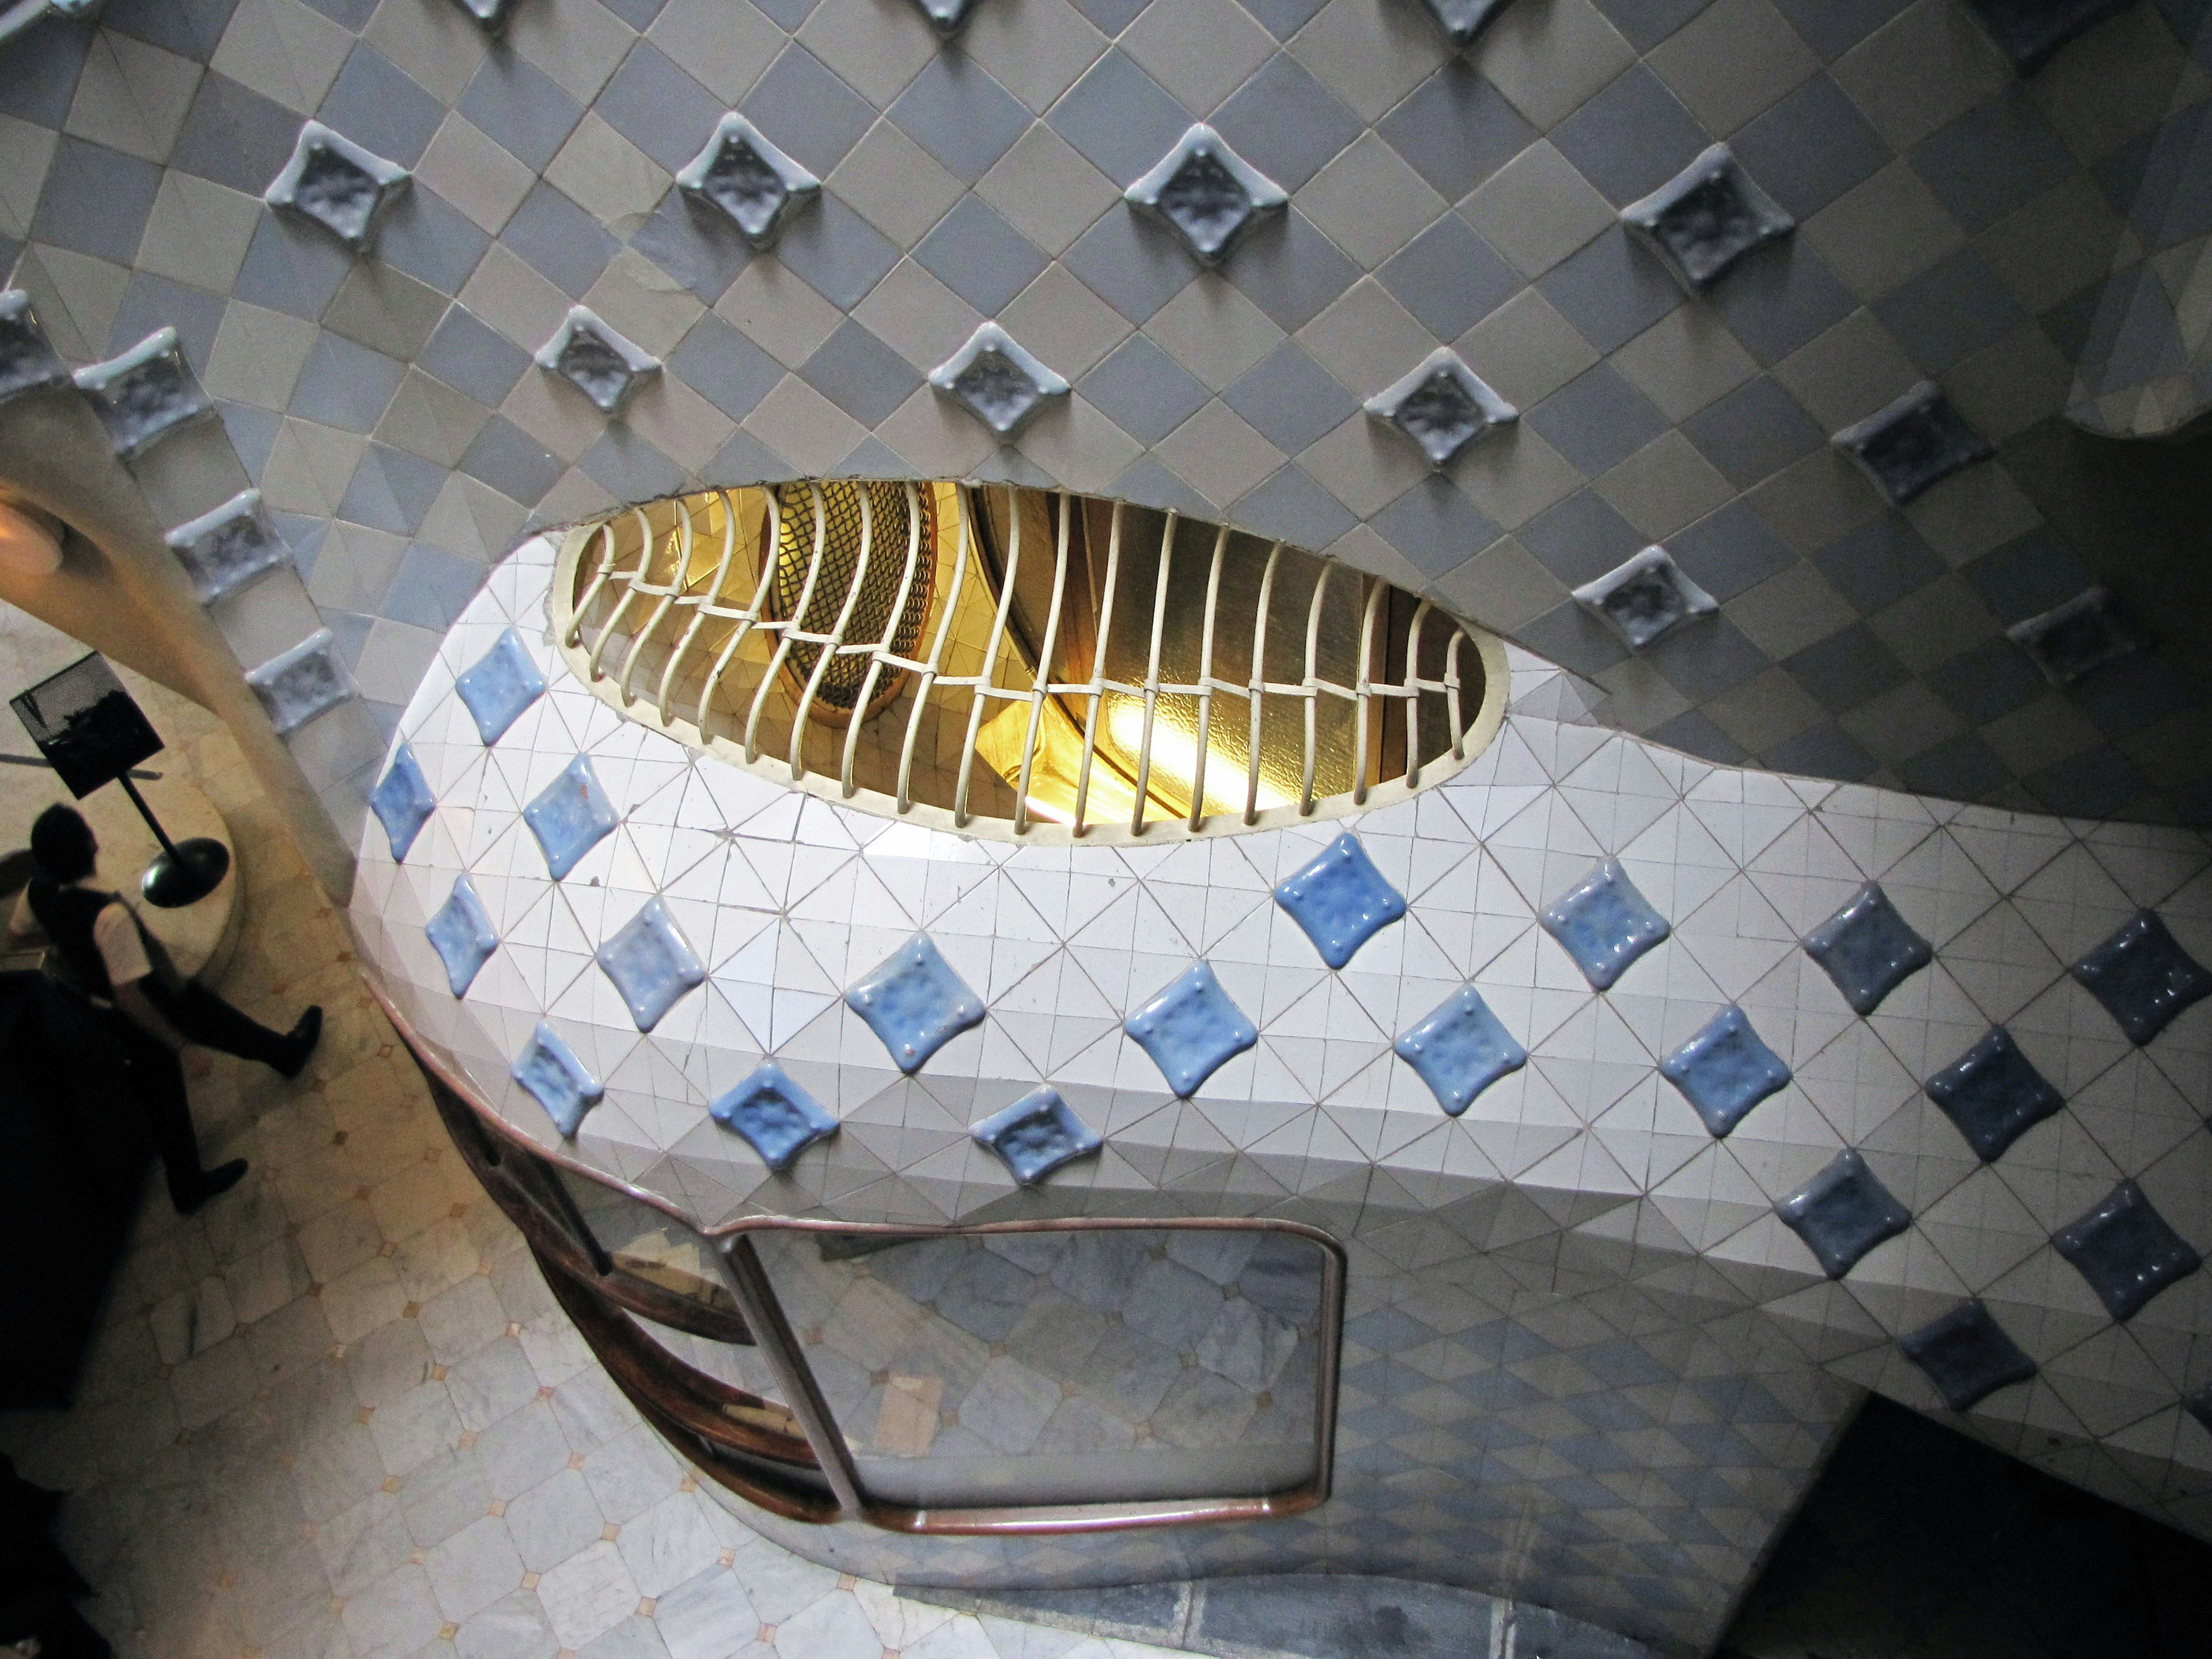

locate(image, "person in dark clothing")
[[11, 804, 323, 1213]]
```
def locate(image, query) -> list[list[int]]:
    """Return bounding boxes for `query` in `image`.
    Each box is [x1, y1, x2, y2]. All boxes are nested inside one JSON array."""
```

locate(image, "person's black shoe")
[[176, 1158, 248, 1214], [276, 1006, 323, 1080]]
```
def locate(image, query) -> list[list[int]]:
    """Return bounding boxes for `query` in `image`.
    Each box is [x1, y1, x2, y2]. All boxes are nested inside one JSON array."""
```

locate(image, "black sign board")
[[9, 652, 164, 800]]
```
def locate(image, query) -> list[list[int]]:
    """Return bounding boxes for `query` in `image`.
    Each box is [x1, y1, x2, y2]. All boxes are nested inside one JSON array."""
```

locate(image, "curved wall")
[[5, 0, 2212, 851]]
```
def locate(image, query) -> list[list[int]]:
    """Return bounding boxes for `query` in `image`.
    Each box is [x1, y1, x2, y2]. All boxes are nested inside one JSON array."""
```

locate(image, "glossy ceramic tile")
[[1571, 545, 1719, 650], [1830, 383, 1993, 509], [1274, 832, 1408, 969], [1803, 882, 1933, 1017], [2051, 1180, 2203, 1322], [1620, 145, 1794, 293], [1124, 961, 1259, 1097], [1126, 126, 1287, 264], [710, 1060, 841, 1173], [512, 1020, 604, 1138], [1659, 1003, 1793, 1138], [455, 627, 548, 747], [928, 322, 1070, 435], [1898, 1300, 2038, 1413], [537, 307, 661, 416], [1777, 1149, 1911, 1279], [427, 872, 501, 998], [1923, 1027, 2064, 1162], [71, 328, 213, 459], [1540, 857, 1671, 990], [369, 740, 438, 862], [0, 289, 67, 404], [677, 113, 821, 249], [969, 1086, 1104, 1185], [264, 120, 411, 253], [2005, 587, 2147, 688], [595, 896, 706, 1033], [522, 755, 621, 880], [244, 628, 357, 735], [164, 488, 290, 606], [1393, 986, 1528, 1116], [1364, 349, 1518, 468], [2069, 910, 2212, 1046]]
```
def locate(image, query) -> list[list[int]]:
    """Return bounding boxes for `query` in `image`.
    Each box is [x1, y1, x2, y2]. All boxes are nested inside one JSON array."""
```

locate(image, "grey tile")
[[1069, 0, 1146, 29], [1783, 624, 1909, 713], [502, 182, 622, 300], [1643, 612, 1770, 698], [2077, 262, 2189, 396], [169, 72, 301, 194], [1108, 455, 1214, 524], [1520, 488, 1646, 588], [1222, 207, 1359, 331], [378, 541, 485, 631], [1911, 88, 2077, 236], [1230, 463, 1357, 551], [2070, 649, 2200, 737], [221, 400, 284, 478], [1369, 477, 1501, 579], [580, 426, 688, 503], [1768, 0, 1912, 58], [421, 305, 532, 406], [319, 46, 447, 169], [2101, 99, 2212, 253], [342, 444, 450, 537], [888, 52, 1032, 184], [301, 0, 375, 25], [31, 138, 161, 265], [800, 319, 923, 426], [377, 190, 495, 298], [745, 43, 880, 179], [1377, 217, 1518, 342], [104, 0, 230, 63], [1961, 527, 2094, 626], [1590, 0, 1708, 50], [459, 416, 563, 503], [1046, 50, 1194, 190], [755, 0, 817, 23], [1872, 247, 2024, 375], [666, 311, 782, 421], [1550, 65, 1710, 208], [234, 214, 358, 321], [1762, 720, 1875, 779], [1701, 236, 1855, 368], [292, 333, 408, 435], [602, 0, 669, 24], [595, 41, 726, 175], [2027, 746, 2150, 819], [1219, 340, 1357, 456], [1926, 636, 2046, 725], [1537, 225, 1684, 355], [1077, 334, 1209, 445], [775, 192, 903, 310], [1375, 62, 1535, 199], [1210, 52, 1362, 193], [913, 195, 1048, 316], [1730, 74, 1891, 220], [1518, 599, 1631, 680], [1522, 362, 1669, 475], [0, 19, 92, 127], [1895, 731, 2010, 801], [1064, 203, 1198, 323], [108, 272, 225, 376], [460, 51, 587, 174], [1668, 500, 1796, 601], [630, 190, 754, 305], [1812, 517, 1944, 614], [704, 424, 794, 485], [1243, 0, 1330, 37], [1680, 374, 1823, 489]]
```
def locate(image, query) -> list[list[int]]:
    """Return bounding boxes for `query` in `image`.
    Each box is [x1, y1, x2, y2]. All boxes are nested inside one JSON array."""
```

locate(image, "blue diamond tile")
[[1660, 1005, 1792, 1137], [596, 896, 705, 1032], [1831, 381, 1990, 507], [1802, 881, 1932, 1016], [1776, 1149, 1910, 1278], [426, 873, 499, 998], [1275, 832, 1408, 969], [1125, 124, 1288, 264], [2052, 1180, 2202, 1321], [2005, 585, 2146, 687], [710, 1060, 839, 1173], [1899, 1299, 2036, 1412], [454, 626, 547, 745], [369, 741, 436, 861], [1540, 858, 1671, 991], [971, 1086, 1104, 1186], [845, 933, 986, 1073], [523, 755, 620, 880], [512, 1020, 603, 1138], [1126, 963, 1259, 1097], [2070, 910, 2212, 1046], [1924, 1027, 2063, 1161], [1395, 987, 1529, 1116], [1620, 143, 1795, 293]]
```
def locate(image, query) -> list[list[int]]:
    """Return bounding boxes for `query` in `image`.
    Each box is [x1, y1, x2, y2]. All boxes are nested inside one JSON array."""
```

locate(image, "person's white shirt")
[[6, 880, 149, 1006]]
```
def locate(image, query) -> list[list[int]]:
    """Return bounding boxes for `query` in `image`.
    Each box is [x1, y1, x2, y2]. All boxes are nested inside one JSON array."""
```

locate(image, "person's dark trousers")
[[97, 1010, 210, 1211], [142, 980, 293, 1069]]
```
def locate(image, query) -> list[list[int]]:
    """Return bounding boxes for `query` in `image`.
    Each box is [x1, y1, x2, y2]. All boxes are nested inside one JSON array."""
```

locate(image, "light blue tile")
[[970, 1086, 1103, 1185], [511, 1021, 603, 1139], [845, 933, 986, 1073], [369, 740, 435, 861], [426, 872, 498, 998], [2053, 1179, 2202, 1321], [1540, 857, 1670, 991], [710, 1060, 839, 1173], [522, 755, 620, 880], [595, 896, 706, 1032], [1659, 1005, 1790, 1137], [1395, 986, 1528, 1116], [2069, 908, 2212, 1046], [1923, 1027, 2061, 1161], [454, 627, 547, 745], [1802, 881, 1931, 1016], [1126, 962, 1258, 1097], [1275, 832, 1407, 969], [1775, 1149, 1908, 1279], [1897, 1299, 2035, 1412]]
